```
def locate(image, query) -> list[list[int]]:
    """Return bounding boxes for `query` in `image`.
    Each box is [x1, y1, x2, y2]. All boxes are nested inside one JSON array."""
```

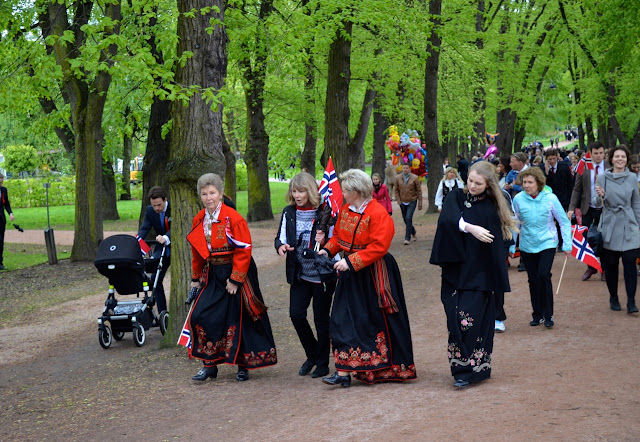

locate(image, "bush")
[[3, 177, 76, 208], [236, 161, 248, 191]]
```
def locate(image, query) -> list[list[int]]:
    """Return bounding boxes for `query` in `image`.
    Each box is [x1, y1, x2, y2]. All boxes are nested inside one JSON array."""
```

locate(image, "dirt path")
[[1, 207, 640, 440]]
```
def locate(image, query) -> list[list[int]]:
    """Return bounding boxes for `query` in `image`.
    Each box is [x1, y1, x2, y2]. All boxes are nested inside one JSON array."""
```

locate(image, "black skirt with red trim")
[[189, 258, 277, 369], [329, 253, 416, 383]]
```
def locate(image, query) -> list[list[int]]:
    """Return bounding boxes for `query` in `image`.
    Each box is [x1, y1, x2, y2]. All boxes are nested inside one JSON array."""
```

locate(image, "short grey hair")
[[340, 169, 373, 199], [197, 173, 224, 195]]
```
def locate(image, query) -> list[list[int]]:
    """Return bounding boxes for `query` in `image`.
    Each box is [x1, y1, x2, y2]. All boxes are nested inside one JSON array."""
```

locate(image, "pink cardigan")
[[372, 184, 392, 213]]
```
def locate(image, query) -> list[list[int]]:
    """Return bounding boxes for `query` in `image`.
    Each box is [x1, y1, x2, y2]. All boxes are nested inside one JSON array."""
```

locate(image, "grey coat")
[[597, 170, 640, 252]]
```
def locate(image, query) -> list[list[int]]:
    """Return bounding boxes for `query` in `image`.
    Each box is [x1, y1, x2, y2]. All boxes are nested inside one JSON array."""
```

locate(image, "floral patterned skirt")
[[329, 254, 416, 384], [440, 277, 494, 383], [189, 258, 277, 369]]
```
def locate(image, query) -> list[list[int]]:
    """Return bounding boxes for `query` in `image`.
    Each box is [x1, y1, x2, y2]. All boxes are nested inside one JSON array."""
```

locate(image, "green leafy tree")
[[2, 144, 39, 175]]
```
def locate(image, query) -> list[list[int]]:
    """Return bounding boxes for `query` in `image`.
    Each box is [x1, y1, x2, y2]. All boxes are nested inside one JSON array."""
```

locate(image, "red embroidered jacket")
[[187, 204, 252, 285], [323, 199, 394, 271]]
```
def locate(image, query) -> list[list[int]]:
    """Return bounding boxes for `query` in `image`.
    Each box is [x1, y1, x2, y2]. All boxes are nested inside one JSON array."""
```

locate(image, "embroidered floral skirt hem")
[[189, 258, 277, 369], [330, 254, 416, 384], [441, 278, 494, 383]]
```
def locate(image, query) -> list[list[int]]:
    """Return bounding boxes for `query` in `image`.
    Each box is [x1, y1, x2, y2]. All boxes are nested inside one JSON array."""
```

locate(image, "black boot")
[[192, 365, 218, 381], [628, 300, 639, 314], [610, 296, 622, 311], [236, 366, 250, 381]]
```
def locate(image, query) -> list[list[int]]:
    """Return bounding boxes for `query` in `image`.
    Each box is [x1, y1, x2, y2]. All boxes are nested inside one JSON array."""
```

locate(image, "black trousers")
[[289, 279, 335, 369], [494, 291, 506, 321], [521, 248, 556, 321], [582, 208, 602, 272], [0, 217, 5, 266], [152, 256, 170, 313], [600, 248, 639, 303]]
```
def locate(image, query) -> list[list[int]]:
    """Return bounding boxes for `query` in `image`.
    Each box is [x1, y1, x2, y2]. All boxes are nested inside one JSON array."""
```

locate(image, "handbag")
[[300, 242, 337, 283], [586, 178, 605, 256]]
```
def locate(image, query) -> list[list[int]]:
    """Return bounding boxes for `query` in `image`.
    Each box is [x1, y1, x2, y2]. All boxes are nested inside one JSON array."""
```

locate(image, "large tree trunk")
[[346, 87, 376, 170], [141, 8, 171, 219], [424, 0, 443, 214], [102, 157, 119, 220], [241, 0, 274, 222], [43, 1, 121, 261], [606, 81, 628, 145], [324, 21, 352, 174], [631, 119, 640, 154], [472, 0, 486, 151], [166, 0, 228, 340]]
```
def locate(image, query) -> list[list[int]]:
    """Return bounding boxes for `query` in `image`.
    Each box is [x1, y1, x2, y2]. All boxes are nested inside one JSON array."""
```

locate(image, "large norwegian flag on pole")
[[571, 225, 602, 272], [576, 151, 594, 175], [318, 157, 344, 217]]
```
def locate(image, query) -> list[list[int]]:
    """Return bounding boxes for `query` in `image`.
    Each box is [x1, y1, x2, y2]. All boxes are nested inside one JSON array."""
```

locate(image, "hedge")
[[3, 177, 75, 208]]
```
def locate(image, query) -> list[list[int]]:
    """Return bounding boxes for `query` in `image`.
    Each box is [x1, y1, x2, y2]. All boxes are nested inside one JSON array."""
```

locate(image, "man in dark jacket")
[[138, 186, 171, 313], [457, 154, 470, 183], [0, 173, 15, 270], [542, 148, 572, 209]]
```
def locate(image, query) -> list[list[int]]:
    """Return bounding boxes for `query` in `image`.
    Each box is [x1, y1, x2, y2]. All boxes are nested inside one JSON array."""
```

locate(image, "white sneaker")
[[495, 320, 505, 333]]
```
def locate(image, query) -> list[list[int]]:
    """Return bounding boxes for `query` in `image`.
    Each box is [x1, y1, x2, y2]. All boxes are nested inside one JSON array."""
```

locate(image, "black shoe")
[[628, 301, 639, 314], [322, 372, 351, 388], [518, 262, 526, 272], [530, 318, 544, 326], [454, 379, 469, 388], [311, 366, 330, 378], [298, 359, 315, 376], [236, 366, 249, 382], [192, 366, 218, 381], [610, 297, 622, 311], [544, 318, 554, 328]]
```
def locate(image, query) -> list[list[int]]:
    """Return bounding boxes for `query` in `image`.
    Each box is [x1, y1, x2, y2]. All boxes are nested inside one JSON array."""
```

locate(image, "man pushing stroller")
[[138, 186, 171, 316]]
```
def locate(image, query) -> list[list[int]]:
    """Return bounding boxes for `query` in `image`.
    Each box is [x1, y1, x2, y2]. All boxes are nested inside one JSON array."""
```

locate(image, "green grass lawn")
[[0, 243, 72, 271], [10, 181, 292, 231]]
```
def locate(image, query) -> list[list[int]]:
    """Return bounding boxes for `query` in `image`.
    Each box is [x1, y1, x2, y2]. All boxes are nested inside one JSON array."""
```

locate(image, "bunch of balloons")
[[385, 126, 428, 179]]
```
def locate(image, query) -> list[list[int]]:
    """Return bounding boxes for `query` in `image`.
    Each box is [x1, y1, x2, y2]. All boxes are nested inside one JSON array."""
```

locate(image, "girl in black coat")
[[275, 172, 336, 378], [430, 161, 515, 388]]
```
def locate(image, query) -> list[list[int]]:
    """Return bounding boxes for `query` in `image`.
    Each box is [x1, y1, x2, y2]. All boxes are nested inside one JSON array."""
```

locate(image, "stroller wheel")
[[159, 311, 169, 336], [133, 324, 146, 347], [113, 330, 125, 341], [99, 326, 112, 349]]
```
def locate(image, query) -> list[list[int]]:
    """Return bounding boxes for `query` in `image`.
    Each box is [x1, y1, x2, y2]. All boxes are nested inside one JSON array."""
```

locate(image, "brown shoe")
[[601, 270, 606, 281], [582, 267, 597, 281], [403, 240, 410, 245]]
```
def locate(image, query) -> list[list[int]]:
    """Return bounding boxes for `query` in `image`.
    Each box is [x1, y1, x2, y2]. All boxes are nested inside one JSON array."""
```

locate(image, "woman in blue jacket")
[[511, 167, 571, 328]]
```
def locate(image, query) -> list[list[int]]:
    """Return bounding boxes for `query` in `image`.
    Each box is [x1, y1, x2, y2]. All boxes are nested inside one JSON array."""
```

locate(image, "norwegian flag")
[[225, 217, 251, 249], [177, 305, 193, 349], [571, 225, 602, 273], [318, 157, 344, 217], [576, 151, 594, 175], [136, 235, 151, 256]]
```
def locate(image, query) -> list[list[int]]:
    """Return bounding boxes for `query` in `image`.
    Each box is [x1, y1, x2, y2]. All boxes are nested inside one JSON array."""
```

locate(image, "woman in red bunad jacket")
[[187, 173, 277, 382], [319, 169, 416, 387], [371, 173, 392, 215]]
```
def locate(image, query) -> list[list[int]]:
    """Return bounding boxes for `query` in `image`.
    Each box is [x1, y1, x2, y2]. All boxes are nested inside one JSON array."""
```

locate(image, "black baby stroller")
[[94, 234, 170, 348]]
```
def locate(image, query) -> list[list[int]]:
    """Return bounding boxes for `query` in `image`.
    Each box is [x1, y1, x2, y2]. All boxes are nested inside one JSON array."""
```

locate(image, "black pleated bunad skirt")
[[330, 253, 416, 383], [440, 276, 494, 384], [189, 258, 277, 370]]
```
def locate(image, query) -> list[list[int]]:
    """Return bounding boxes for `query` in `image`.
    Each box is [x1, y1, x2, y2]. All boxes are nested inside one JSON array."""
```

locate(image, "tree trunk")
[[300, 1, 318, 177], [606, 81, 628, 145], [241, 0, 274, 222], [141, 8, 171, 220], [472, 0, 486, 151], [324, 21, 352, 174], [513, 122, 526, 152], [222, 129, 237, 203], [631, 119, 640, 154], [586, 116, 595, 144], [121, 107, 132, 201], [102, 157, 119, 220], [346, 87, 376, 170], [424, 0, 443, 214], [166, 0, 228, 341], [372, 96, 389, 180]]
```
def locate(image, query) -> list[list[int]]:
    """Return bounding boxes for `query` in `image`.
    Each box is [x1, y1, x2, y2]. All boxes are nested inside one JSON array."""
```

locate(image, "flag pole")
[[557, 223, 577, 295]]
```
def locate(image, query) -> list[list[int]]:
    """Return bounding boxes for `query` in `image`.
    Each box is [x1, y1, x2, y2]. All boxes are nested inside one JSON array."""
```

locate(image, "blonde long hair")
[[464, 161, 516, 240], [286, 172, 321, 208]]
